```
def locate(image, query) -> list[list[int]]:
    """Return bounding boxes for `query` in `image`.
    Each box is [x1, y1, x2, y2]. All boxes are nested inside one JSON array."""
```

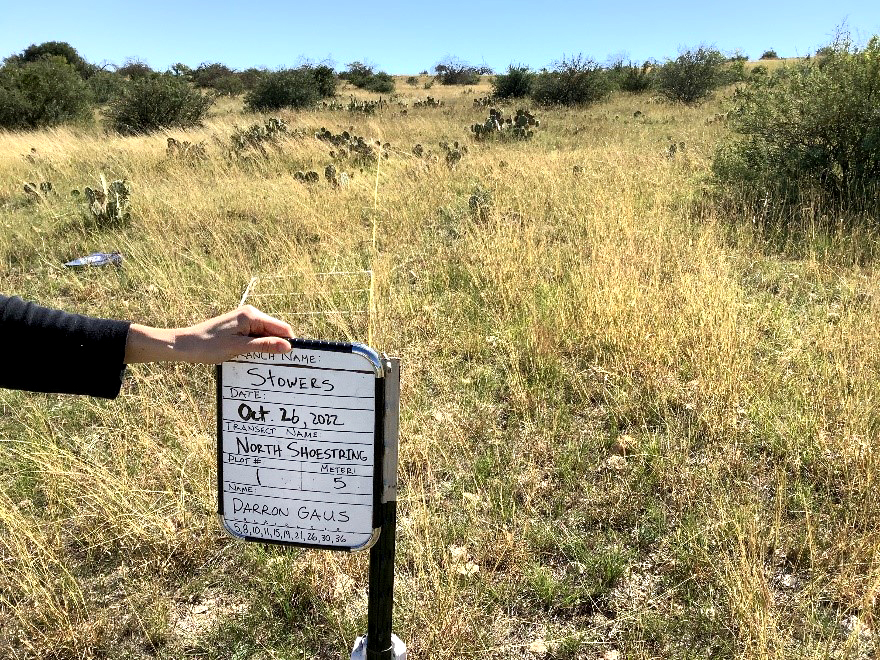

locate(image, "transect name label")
[[219, 347, 378, 550]]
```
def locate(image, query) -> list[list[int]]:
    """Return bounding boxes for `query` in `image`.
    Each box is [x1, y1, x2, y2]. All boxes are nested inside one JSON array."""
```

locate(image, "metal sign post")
[[360, 357, 403, 660], [217, 341, 404, 658]]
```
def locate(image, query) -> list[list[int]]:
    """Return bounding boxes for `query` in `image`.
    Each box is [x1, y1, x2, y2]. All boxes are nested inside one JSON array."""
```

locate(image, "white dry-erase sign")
[[217, 339, 387, 551]]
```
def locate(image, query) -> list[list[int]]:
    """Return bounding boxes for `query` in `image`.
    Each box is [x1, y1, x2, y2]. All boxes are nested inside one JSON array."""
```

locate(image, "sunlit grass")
[[1, 84, 878, 658]]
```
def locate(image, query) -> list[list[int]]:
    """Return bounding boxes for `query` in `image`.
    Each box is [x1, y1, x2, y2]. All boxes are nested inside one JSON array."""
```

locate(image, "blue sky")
[[1, 1, 878, 73]]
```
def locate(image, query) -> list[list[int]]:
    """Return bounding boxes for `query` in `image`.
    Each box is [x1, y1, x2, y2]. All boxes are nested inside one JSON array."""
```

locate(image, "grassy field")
[[1, 75, 879, 659]]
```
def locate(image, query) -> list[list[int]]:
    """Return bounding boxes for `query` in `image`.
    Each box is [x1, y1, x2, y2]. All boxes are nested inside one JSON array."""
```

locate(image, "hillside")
[[1, 78, 879, 659]]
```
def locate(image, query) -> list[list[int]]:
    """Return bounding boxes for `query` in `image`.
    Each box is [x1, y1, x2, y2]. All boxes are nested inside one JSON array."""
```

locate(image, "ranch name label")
[[217, 343, 382, 551]]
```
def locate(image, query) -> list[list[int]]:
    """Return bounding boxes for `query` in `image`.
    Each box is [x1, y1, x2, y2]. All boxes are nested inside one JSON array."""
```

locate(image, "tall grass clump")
[[713, 33, 880, 219]]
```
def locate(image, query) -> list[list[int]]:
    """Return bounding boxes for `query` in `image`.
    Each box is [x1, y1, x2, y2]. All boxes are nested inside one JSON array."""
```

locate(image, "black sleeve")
[[0, 295, 131, 398]]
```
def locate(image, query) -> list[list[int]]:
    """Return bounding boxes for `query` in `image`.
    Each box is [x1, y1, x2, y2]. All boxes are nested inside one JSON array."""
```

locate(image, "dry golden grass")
[[0, 83, 878, 659]]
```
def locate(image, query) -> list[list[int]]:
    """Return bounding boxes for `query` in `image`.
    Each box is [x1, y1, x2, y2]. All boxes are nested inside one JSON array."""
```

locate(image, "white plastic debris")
[[64, 252, 122, 267], [350, 634, 407, 660]]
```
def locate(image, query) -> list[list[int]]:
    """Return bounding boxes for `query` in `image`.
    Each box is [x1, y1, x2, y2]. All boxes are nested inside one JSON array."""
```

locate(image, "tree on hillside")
[[607, 56, 655, 93], [340, 61, 395, 93], [0, 56, 93, 129], [170, 63, 193, 78], [191, 62, 234, 87], [309, 64, 338, 97], [106, 73, 213, 134], [239, 67, 267, 90], [88, 70, 125, 104], [339, 61, 372, 82], [433, 58, 481, 85], [245, 66, 336, 112], [189, 62, 243, 96], [10, 41, 97, 79], [531, 55, 612, 105], [116, 58, 153, 79], [492, 65, 535, 98], [658, 46, 728, 103]]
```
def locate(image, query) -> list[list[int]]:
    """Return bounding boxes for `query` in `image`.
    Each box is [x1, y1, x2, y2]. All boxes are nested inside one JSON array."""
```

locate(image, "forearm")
[[0, 294, 130, 398], [0, 296, 293, 394], [124, 324, 180, 363]]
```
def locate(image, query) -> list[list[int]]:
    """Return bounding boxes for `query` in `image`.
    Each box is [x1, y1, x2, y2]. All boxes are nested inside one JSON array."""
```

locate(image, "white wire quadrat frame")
[[238, 270, 376, 344]]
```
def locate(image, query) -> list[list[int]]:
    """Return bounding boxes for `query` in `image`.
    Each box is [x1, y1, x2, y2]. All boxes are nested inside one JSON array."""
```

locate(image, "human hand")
[[125, 306, 294, 364]]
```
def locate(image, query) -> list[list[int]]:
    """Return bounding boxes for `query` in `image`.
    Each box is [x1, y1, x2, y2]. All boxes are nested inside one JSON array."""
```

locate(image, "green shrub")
[[657, 46, 727, 104], [244, 67, 333, 112], [106, 74, 213, 134], [239, 67, 267, 90], [760, 50, 779, 60], [189, 63, 246, 96], [213, 75, 244, 96], [713, 34, 880, 214], [191, 62, 235, 89], [340, 62, 394, 93], [88, 70, 125, 104], [363, 71, 394, 93], [0, 56, 93, 129], [608, 60, 655, 93], [116, 59, 153, 79], [531, 55, 611, 106], [339, 62, 367, 84], [492, 65, 534, 99], [169, 63, 192, 79], [309, 65, 337, 97], [433, 58, 481, 85], [719, 57, 747, 85]]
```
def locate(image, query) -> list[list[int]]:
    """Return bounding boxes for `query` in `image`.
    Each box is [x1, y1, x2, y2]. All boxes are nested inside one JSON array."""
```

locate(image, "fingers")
[[244, 336, 292, 355], [239, 305, 294, 339]]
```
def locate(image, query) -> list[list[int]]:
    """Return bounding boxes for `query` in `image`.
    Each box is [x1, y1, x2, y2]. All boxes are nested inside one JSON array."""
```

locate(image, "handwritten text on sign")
[[218, 347, 378, 550]]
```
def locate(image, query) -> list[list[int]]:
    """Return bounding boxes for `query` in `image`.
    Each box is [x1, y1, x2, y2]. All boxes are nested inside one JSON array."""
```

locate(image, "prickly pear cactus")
[[84, 175, 131, 226], [438, 141, 467, 168], [316, 127, 388, 163], [229, 118, 290, 160], [468, 185, 492, 221], [470, 108, 539, 141]]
